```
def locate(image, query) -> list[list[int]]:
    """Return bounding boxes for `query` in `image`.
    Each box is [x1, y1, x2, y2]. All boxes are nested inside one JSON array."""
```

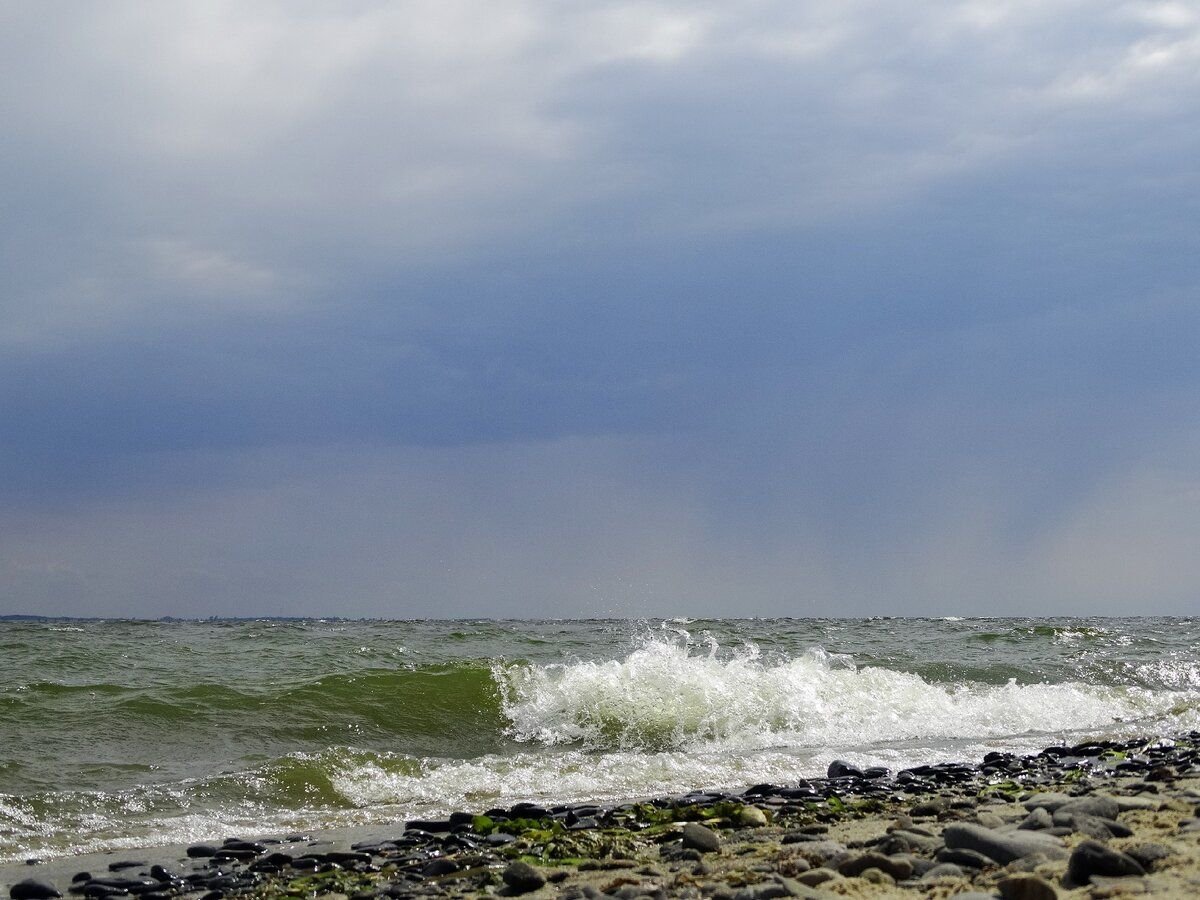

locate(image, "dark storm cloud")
[[2, 1, 1199, 615]]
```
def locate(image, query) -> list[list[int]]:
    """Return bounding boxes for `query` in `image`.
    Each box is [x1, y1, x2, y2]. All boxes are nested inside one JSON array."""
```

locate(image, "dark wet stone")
[[221, 840, 266, 854], [146, 868, 174, 884], [324, 851, 373, 866], [405, 819, 453, 833], [1066, 840, 1146, 884], [826, 760, 864, 779], [502, 861, 545, 894], [289, 857, 320, 870], [10, 880, 62, 900], [76, 886, 125, 899], [104, 864, 144, 874], [69, 877, 89, 886], [509, 802, 550, 818], [485, 832, 517, 846], [420, 858, 458, 877], [681, 822, 722, 853], [185, 845, 218, 859]]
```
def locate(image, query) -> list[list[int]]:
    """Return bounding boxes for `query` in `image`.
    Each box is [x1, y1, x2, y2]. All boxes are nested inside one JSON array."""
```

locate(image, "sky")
[[2, 1, 1199, 618]]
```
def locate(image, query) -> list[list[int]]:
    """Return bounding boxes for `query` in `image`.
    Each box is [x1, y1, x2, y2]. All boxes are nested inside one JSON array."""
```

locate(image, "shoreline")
[[5, 733, 1200, 899]]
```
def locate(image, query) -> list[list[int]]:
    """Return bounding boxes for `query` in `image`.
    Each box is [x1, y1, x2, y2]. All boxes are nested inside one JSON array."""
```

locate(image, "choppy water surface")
[[1, 616, 1197, 861]]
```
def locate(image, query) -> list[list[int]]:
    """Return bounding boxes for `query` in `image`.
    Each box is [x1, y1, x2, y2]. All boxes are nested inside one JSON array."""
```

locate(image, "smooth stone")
[[1112, 796, 1160, 812], [997, 873, 1058, 900], [1057, 796, 1119, 820], [826, 760, 864, 779], [1068, 813, 1132, 839], [793, 868, 840, 886], [942, 823, 1066, 864], [501, 861, 546, 894], [790, 842, 847, 866], [856, 868, 893, 885], [935, 847, 993, 869], [185, 846, 218, 859], [880, 829, 940, 854], [1021, 793, 1072, 812], [104, 865, 144, 874], [974, 811, 1005, 829], [681, 822, 722, 853], [1018, 807, 1053, 830], [835, 853, 912, 880], [1123, 842, 1172, 870], [736, 805, 769, 827], [10, 881, 62, 900], [1066, 840, 1146, 885], [919, 862, 965, 880], [421, 858, 458, 877]]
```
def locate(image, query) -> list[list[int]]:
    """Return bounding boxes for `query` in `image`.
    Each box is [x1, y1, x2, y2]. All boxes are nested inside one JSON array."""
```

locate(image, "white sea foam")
[[496, 638, 1198, 752]]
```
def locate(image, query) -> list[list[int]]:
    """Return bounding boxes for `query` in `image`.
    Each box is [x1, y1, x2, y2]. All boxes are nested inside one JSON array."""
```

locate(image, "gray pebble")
[[682, 822, 722, 853], [502, 860, 546, 894]]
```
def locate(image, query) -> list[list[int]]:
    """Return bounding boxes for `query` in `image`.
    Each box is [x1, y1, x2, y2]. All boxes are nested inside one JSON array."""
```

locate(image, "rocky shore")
[[7, 734, 1200, 900]]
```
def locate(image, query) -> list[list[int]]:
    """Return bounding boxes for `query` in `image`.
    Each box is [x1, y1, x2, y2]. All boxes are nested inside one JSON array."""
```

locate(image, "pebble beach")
[[7, 734, 1200, 900]]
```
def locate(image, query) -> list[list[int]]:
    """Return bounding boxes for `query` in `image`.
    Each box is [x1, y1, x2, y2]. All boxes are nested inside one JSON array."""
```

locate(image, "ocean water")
[[1, 616, 1198, 862]]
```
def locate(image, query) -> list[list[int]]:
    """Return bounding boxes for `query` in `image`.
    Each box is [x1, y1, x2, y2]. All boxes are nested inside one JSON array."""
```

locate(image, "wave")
[[496, 638, 1200, 752]]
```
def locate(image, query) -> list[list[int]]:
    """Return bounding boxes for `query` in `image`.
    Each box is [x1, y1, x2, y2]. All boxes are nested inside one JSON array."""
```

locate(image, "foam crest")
[[497, 637, 1196, 752]]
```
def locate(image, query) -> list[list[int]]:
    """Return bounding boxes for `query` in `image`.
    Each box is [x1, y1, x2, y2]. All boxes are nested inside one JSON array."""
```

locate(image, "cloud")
[[2, 1, 1200, 614]]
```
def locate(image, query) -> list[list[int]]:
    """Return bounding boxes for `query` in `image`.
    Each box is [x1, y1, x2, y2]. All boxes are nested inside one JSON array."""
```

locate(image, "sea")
[[1, 616, 1198, 863]]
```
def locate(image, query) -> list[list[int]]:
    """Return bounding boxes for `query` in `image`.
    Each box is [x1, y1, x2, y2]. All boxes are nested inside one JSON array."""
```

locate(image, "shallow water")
[[1, 616, 1197, 861]]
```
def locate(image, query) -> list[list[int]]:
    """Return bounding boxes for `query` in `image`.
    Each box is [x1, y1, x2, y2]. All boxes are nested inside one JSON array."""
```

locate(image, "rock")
[[681, 822, 722, 853], [909, 797, 950, 817], [1123, 842, 1172, 870], [857, 868, 893, 885], [997, 873, 1058, 900], [10, 880, 62, 900], [935, 847, 994, 869], [1018, 807, 1053, 830], [185, 845, 218, 859], [1057, 795, 1119, 820], [826, 760, 864, 779], [501, 861, 546, 894], [421, 858, 458, 876], [1022, 792, 1072, 812], [835, 853, 912, 880], [975, 810, 1005, 829], [919, 862, 965, 880], [793, 868, 840, 887], [942, 823, 1066, 864], [736, 805, 769, 826], [1056, 812, 1131, 839], [1111, 795, 1159, 812], [879, 829, 940, 854], [1066, 840, 1146, 885]]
